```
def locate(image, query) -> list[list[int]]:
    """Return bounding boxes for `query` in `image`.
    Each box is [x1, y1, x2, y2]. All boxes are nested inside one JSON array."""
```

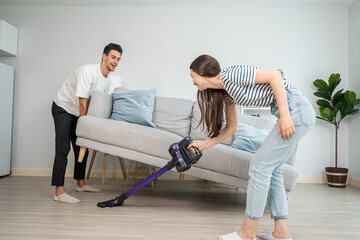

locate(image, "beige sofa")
[[76, 90, 298, 194]]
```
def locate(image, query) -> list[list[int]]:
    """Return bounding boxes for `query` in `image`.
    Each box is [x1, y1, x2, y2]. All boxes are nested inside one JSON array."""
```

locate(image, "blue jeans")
[[245, 88, 315, 220]]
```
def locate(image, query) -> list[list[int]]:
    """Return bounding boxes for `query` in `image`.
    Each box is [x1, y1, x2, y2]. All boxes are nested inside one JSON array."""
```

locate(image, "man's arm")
[[79, 97, 89, 117]]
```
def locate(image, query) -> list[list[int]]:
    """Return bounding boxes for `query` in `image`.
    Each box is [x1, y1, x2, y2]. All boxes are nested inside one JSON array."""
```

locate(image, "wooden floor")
[[0, 176, 359, 240]]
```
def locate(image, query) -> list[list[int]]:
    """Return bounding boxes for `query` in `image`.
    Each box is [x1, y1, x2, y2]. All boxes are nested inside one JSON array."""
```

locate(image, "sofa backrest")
[[87, 91, 113, 119], [113, 87, 193, 136], [152, 96, 193, 137], [236, 113, 274, 129]]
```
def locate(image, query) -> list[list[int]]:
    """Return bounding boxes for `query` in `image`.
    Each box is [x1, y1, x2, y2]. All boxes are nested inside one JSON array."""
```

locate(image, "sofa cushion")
[[77, 115, 253, 179], [153, 96, 193, 137], [231, 122, 271, 153], [77, 116, 183, 160], [111, 89, 157, 127], [194, 143, 253, 179]]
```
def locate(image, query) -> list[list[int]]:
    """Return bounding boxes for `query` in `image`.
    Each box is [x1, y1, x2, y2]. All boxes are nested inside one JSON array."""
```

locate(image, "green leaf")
[[341, 102, 355, 118], [339, 101, 346, 116], [347, 109, 359, 115], [320, 107, 334, 122], [316, 116, 333, 124], [354, 99, 360, 105], [314, 89, 331, 101], [332, 89, 344, 106], [328, 73, 341, 93], [313, 79, 328, 91], [334, 101, 342, 120], [314, 91, 328, 100], [316, 99, 331, 108], [344, 90, 356, 103]]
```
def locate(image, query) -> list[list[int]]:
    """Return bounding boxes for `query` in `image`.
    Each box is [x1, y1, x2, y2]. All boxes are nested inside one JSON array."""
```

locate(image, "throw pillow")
[[152, 96, 193, 137], [111, 88, 157, 128], [231, 122, 271, 153]]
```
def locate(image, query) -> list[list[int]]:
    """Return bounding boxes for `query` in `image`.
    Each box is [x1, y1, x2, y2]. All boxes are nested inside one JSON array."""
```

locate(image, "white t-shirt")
[[54, 64, 111, 116]]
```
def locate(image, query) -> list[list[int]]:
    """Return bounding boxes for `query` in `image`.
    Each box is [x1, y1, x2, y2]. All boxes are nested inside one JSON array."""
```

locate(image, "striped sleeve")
[[219, 65, 293, 107], [220, 64, 259, 86]]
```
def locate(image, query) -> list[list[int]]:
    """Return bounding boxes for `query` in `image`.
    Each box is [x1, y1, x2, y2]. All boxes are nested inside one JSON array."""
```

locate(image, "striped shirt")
[[220, 65, 293, 107]]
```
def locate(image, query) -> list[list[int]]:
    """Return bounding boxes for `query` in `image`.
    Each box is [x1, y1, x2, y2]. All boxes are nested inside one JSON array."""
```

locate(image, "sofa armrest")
[[283, 164, 298, 192], [87, 91, 113, 119]]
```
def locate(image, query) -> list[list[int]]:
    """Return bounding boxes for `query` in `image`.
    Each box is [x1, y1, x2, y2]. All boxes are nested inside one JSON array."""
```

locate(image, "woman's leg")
[[238, 125, 297, 239], [241, 94, 315, 238], [245, 124, 296, 220], [267, 165, 291, 239]]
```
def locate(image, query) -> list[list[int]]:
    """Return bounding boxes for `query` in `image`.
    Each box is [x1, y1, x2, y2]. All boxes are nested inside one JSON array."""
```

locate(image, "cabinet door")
[[0, 63, 14, 176]]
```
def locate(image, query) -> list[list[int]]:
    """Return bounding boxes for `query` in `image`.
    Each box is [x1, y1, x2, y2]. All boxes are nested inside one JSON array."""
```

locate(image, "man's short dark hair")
[[103, 43, 123, 56]]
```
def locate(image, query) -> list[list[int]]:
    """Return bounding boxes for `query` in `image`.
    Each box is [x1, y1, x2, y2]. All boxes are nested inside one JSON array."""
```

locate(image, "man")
[[51, 43, 123, 203]]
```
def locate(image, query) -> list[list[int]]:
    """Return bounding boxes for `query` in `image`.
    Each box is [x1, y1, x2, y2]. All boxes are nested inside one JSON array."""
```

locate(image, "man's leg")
[[51, 102, 80, 203], [51, 102, 74, 187], [71, 117, 88, 182], [71, 118, 100, 192]]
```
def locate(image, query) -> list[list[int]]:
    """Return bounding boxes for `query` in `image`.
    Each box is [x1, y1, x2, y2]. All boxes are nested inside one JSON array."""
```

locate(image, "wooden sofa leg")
[[78, 147, 87, 163], [179, 173, 185, 183], [118, 157, 127, 180], [86, 150, 97, 179], [102, 153, 107, 186]]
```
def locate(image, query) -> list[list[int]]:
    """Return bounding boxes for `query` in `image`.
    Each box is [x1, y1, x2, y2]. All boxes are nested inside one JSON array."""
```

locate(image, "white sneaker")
[[257, 232, 292, 240], [76, 184, 101, 192], [219, 232, 256, 240], [53, 193, 80, 203]]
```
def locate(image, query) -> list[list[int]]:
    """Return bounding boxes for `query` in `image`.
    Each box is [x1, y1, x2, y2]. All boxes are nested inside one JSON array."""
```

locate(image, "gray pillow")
[[153, 96, 193, 137]]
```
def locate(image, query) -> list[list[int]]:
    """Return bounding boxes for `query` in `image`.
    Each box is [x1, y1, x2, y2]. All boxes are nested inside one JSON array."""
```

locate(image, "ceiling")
[[0, 0, 357, 7]]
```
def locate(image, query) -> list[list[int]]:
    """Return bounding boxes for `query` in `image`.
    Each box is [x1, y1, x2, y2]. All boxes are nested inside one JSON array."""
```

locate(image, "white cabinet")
[[0, 62, 14, 176], [0, 19, 18, 56]]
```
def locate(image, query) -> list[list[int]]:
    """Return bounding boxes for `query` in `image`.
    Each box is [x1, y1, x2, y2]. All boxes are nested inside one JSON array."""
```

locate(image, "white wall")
[[349, 0, 360, 180], [0, 4, 350, 178]]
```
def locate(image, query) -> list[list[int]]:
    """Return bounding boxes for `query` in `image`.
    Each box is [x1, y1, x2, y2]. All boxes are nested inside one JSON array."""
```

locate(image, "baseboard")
[[7, 169, 333, 184], [10, 168, 199, 180], [9, 168, 360, 188], [11, 168, 55, 177], [348, 177, 360, 188], [296, 176, 327, 184]]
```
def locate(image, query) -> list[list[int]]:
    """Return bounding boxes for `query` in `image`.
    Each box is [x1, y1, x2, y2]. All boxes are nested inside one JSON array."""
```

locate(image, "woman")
[[188, 55, 315, 240]]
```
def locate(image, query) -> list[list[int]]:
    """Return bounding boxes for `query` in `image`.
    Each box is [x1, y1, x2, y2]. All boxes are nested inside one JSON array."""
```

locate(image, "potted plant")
[[313, 73, 360, 188]]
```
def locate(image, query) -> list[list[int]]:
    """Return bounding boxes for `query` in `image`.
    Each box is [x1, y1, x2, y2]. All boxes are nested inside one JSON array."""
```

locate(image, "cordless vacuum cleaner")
[[97, 136, 202, 208]]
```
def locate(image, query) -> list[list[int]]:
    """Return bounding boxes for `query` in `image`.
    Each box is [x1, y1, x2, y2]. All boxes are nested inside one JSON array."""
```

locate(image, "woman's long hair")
[[190, 55, 228, 138]]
